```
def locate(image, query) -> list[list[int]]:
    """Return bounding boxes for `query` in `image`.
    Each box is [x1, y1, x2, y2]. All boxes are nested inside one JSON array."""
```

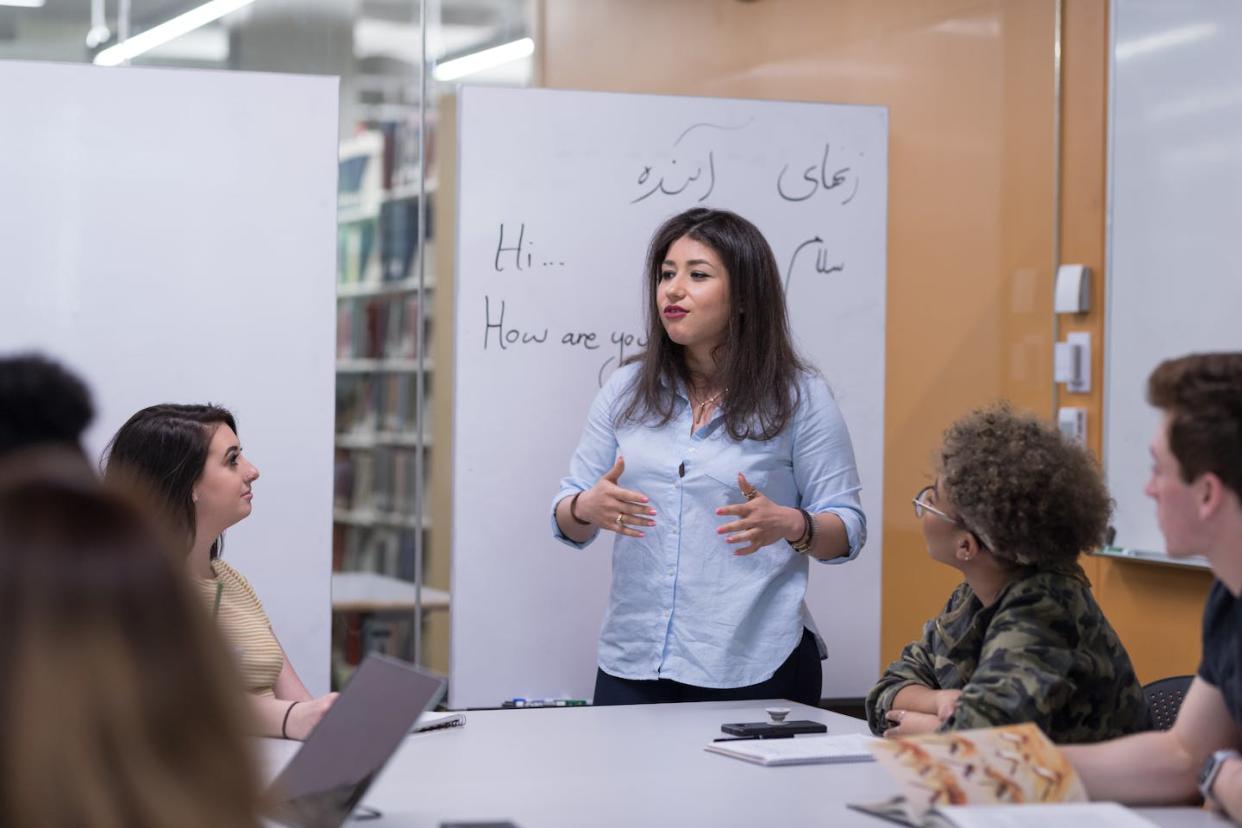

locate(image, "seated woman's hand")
[[285, 692, 339, 741], [883, 709, 941, 738], [577, 457, 655, 538], [715, 473, 804, 556]]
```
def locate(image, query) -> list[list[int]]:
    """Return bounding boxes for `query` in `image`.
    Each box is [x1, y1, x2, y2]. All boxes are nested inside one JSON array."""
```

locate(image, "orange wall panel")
[[538, 0, 1208, 687]]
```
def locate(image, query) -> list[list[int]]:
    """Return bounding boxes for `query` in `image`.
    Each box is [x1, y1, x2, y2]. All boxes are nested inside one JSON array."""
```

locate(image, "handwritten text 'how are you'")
[[482, 296, 646, 387]]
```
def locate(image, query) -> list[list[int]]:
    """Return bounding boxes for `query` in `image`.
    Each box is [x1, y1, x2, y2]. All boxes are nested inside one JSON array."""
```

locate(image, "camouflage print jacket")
[[865, 563, 1150, 743]]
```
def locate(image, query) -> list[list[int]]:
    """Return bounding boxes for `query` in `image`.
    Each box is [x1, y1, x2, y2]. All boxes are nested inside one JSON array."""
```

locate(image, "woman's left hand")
[[883, 709, 941, 738], [716, 472, 804, 556]]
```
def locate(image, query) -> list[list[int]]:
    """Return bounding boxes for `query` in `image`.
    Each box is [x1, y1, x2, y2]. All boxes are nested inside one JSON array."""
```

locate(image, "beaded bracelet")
[[790, 509, 815, 554]]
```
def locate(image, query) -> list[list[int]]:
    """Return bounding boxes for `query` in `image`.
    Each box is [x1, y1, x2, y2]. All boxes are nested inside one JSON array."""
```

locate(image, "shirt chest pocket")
[[693, 443, 794, 510]]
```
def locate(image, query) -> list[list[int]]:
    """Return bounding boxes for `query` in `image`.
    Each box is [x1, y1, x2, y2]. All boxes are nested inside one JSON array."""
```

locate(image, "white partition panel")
[[451, 87, 887, 707], [0, 61, 339, 692], [1105, 2, 1242, 559]]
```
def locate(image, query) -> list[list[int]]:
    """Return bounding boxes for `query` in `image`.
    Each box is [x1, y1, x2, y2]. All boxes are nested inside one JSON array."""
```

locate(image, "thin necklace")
[[691, 387, 727, 422]]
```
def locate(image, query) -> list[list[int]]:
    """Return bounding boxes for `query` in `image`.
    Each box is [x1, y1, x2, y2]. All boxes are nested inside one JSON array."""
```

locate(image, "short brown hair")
[[938, 405, 1112, 568], [1147, 352, 1242, 497]]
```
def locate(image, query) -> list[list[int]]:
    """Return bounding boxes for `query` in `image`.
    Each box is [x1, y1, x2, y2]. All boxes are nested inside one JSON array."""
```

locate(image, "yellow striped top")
[[198, 559, 284, 698]]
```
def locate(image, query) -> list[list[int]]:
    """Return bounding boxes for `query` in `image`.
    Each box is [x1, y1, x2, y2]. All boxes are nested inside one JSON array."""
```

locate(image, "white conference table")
[[262, 699, 1231, 827]]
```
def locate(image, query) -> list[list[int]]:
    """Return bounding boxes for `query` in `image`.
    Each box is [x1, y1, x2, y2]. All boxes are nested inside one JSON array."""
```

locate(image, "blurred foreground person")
[[0, 456, 263, 828], [0, 352, 94, 459]]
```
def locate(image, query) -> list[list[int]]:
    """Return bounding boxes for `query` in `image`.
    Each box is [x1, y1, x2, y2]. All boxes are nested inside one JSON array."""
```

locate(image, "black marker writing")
[[785, 236, 845, 297], [596, 330, 649, 387], [562, 331, 599, 350], [493, 223, 564, 270], [776, 143, 858, 205], [494, 223, 531, 272], [483, 296, 549, 350], [631, 151, 717, 204]]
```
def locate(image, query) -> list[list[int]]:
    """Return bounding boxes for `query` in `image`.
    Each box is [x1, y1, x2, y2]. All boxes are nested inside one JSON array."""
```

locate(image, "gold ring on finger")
[[616, 512, 624, 526], [744, 490, 759, 500]]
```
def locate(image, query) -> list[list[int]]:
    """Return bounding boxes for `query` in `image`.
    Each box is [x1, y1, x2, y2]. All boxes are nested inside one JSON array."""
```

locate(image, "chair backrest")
[[1143, 675, 1194, 731]]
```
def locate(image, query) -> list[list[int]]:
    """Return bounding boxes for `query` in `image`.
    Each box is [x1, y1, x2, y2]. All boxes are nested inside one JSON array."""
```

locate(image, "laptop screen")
[[268, 654, 446, 828]]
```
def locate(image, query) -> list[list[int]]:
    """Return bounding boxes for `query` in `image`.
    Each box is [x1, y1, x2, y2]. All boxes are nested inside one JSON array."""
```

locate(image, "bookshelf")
[[332, 124, 444, 685]]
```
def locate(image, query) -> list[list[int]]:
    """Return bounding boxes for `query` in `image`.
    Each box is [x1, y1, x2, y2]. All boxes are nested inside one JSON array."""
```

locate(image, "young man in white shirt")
[[1064, 351, 1242, 819]]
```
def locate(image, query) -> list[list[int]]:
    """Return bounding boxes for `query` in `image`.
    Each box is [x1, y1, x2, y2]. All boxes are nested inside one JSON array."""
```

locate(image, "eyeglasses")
[[912, 484, 993, 550], [912, 484, 961, 526]]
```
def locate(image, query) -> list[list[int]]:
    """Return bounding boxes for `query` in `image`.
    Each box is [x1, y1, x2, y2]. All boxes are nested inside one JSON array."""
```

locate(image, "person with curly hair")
[[865, 404, 1148, 743]]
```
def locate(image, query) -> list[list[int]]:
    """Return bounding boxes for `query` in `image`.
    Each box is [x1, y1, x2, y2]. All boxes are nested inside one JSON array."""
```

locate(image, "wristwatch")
[[1198, 748, 1240, 810]]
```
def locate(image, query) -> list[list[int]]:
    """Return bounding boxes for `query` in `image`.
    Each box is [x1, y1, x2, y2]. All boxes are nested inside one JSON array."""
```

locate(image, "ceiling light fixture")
[[433, 37, 534, 82], [94, 0, 254, 66]]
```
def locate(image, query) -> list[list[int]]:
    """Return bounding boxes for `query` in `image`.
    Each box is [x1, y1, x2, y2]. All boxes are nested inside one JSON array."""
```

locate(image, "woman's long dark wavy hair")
[[618, 207, 807, 441], [102, 403, 237, 559]]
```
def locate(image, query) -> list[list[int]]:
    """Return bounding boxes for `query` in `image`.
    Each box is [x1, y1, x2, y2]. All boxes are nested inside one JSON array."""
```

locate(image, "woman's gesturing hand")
[[576, 457, 655, 538], [715, 472, 804, 556]]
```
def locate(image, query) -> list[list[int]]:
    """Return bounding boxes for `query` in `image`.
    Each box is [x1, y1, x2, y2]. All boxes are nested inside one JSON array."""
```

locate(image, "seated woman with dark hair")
[[0, 457, 261, 828], [104, 403, 336, 740], [867, 405, 1149, 743]]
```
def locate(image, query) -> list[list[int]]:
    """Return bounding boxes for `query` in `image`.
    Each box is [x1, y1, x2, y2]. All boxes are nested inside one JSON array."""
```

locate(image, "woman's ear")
[[956, 532, 979, 563]]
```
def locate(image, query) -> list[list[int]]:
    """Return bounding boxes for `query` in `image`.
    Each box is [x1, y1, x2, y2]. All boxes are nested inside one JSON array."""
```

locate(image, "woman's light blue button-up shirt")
[[551, 363, 866, 689]]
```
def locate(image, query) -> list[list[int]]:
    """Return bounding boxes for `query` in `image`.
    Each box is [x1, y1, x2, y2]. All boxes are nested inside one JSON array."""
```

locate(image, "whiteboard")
[[1104, 1, 1242, 559], [451, 86, 887, 707], [0, 61, 339, 692]]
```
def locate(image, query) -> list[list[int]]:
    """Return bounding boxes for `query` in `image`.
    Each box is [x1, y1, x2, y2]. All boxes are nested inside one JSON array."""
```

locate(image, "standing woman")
[[105, 404, 336, 739], [552, 207, 866, 706]]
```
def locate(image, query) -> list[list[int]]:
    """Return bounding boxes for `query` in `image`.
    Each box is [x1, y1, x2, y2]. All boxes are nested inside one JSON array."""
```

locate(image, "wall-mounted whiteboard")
[[1104, 1, 1242, 561], [451, 86, 887, 708], [0, 61, 339, 692]]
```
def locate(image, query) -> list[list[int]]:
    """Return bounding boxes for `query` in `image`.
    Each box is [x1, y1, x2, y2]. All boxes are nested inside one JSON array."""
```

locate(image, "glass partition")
[[0, 0, 533, 684]]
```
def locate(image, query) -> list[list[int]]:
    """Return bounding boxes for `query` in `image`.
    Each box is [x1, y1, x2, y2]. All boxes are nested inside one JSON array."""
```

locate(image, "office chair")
[[1143, 675, 1194, 731]]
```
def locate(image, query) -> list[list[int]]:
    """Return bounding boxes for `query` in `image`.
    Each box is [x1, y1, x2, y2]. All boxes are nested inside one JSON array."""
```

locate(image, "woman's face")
[[657, 235, 732, 359], [194, 424, 259, 538]]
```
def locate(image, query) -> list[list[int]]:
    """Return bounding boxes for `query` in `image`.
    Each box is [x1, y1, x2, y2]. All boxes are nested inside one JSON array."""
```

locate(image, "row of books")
[[334, 446, 426, 516], [332, 524, 419, 581], [338, 119, 435, 205], [335, 374, 428, 435], [337, 219, 377, 285], [337, 296, 422, 361], [363, 117, 436, 197], [337, 195, 435, 286], [334, 612, 417, 669]]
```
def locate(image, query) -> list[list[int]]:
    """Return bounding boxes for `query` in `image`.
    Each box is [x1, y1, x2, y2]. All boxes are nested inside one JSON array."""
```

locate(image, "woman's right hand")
[[575, 457, 655, 538], [285, 692, 339, 741]]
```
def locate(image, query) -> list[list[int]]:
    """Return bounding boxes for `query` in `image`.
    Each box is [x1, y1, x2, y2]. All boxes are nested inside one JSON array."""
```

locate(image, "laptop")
[[268, 654, 446, 828]]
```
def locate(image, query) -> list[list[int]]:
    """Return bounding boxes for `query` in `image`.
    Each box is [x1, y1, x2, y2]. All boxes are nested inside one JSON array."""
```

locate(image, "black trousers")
[[592, 628, 822, 707]]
